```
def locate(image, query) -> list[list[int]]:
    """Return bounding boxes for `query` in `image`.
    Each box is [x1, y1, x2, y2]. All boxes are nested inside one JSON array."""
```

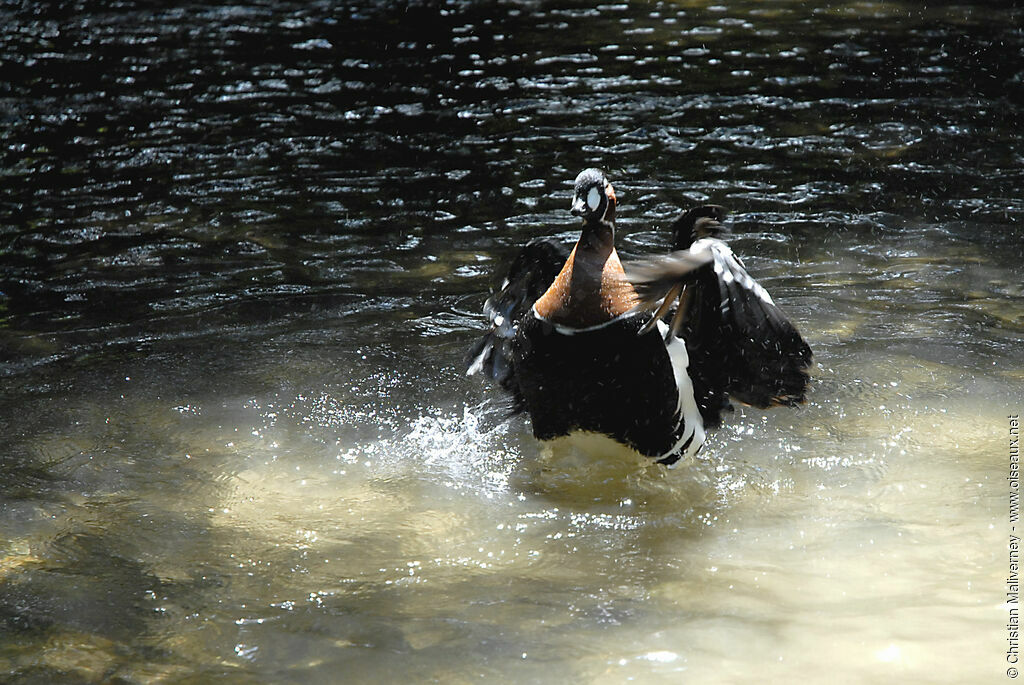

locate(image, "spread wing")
[[466, 237, 570, 400], [626, 213, 812, 426]]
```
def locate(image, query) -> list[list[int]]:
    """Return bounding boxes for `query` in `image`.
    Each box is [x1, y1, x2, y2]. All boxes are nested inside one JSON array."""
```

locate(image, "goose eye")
[[586, 186, 601, 211]]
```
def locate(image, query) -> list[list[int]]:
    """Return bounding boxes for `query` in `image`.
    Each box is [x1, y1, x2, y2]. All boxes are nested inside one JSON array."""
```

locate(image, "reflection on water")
[[1, 0, 1021, 682]]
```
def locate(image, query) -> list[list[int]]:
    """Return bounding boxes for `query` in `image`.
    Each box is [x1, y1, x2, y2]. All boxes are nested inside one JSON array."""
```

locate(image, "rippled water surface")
[[2, 1, 1022, 682]]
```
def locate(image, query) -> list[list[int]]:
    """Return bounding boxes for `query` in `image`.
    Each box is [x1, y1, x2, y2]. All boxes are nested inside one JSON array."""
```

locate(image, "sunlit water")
[[1, 0, 1021, 682]]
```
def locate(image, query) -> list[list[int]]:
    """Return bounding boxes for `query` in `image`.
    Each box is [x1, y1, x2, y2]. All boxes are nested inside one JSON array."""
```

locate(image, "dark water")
[[1, 1, 1022, 682]]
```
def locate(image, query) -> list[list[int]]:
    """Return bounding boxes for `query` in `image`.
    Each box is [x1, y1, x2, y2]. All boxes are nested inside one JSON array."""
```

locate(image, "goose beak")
[[569, 196, 587, 217]]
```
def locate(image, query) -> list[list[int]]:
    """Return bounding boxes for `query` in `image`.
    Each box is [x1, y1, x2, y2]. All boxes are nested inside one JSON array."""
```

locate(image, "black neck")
[[579, 218, 615, 253]]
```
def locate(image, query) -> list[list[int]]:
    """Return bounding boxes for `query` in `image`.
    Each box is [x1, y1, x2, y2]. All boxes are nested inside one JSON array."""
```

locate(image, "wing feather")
[[466, 237, 570, 404], [625, 231, 812, 424]]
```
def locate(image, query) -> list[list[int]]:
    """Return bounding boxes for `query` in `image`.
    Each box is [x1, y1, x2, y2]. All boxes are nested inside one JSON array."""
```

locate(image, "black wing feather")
[[626, 216, 812, 426], [708, 247, 811, 408], [465, 237, 569, 403], [670, 204, 728, 250]]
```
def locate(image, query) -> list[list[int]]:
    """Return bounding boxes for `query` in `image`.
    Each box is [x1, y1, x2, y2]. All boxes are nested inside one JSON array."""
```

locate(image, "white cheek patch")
[[586, 186, 601, 211]]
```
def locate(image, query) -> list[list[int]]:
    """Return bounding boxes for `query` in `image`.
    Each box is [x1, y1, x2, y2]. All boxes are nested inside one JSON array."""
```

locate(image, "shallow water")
[[1, 0, 1022, 682]]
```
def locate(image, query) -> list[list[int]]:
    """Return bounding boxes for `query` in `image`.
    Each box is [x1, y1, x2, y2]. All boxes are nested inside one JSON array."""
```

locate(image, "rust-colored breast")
[[533, 244, 639, 328]]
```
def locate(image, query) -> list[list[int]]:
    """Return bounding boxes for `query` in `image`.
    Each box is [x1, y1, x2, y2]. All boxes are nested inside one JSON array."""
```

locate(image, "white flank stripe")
[[657, 320, 705, 463]]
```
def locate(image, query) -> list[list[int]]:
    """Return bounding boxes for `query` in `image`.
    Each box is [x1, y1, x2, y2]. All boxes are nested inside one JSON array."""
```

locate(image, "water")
[[1, 0, 1021, 682]]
